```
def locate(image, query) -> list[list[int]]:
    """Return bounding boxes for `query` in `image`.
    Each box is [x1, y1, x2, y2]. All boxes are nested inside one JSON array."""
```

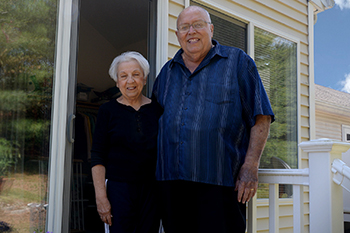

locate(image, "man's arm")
[[235, 114, 271, 204]]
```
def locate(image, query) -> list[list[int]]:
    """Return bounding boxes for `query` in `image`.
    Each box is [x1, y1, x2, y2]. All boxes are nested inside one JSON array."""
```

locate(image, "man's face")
[[176, 8, 214, 61]]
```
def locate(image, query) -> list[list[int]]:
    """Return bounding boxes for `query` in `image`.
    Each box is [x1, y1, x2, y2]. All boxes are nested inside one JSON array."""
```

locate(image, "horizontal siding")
[[301, 95, 309, 107], [301, 116, 309, 128], [278, 0, 308, 14], [253, 200, 306, 232], [301, 105, 309, 117], [300, 74, 309, 85], [315, 105, 350, 141], [300, 63, 309, 76], [255, 0, 308, 26], [168, 15, 177, 32], [300, 53, 309, 66], [300, 42, 309, 56], [168, 0, 183, 59]]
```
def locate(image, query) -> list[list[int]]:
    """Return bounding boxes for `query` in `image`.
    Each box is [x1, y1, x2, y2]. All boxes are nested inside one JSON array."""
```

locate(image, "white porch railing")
[[248, 139, 350, 233]]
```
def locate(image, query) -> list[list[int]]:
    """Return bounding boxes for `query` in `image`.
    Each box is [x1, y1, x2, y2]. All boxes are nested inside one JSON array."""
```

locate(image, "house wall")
[[315, 103, 350, 140], [162, 0, 312, 232]]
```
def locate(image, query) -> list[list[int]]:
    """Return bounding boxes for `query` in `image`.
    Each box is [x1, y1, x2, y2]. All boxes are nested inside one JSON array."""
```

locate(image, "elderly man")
[[152, 5, 274, 233]]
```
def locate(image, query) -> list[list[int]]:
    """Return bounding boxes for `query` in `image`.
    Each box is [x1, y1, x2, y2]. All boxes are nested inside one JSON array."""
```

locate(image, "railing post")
[[299, 139, 350, 233]]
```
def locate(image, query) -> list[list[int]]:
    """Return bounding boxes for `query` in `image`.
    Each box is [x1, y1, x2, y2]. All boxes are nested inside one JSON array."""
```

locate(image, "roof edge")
[[309, 0, 335, 13]]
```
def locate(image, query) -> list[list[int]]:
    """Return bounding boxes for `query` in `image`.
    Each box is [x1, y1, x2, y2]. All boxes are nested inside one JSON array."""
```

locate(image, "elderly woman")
[[91, 51, 162, 233]]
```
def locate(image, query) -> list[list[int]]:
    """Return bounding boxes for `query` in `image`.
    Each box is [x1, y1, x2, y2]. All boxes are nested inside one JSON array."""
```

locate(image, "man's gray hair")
[[109, 51, 150, 82]]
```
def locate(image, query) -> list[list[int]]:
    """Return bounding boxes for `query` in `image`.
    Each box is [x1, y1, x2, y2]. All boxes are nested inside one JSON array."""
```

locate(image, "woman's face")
[[116, 60, 146, 101]]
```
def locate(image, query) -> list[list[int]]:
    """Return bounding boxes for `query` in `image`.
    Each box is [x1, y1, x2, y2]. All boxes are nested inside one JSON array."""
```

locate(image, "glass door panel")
[[0, 0, 58, 232]]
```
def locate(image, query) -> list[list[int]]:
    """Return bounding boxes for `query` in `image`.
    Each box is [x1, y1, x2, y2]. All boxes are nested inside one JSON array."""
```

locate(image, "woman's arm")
[[92, 164, 112, 226]]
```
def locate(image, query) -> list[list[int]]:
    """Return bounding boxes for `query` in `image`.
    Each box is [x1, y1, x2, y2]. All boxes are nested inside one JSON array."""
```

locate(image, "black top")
[[91, 99, 163, 182]]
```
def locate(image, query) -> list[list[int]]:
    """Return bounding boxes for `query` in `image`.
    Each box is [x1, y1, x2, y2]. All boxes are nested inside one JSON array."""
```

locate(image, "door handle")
[[67, 114, 76, 143]]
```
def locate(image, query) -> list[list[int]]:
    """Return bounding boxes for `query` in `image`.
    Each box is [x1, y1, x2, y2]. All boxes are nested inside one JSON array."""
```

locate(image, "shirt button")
[[184, 107, 188, 110], [137, 128, 141, 132], [180, 141, 183, 144], [181, 123, 184, 126]]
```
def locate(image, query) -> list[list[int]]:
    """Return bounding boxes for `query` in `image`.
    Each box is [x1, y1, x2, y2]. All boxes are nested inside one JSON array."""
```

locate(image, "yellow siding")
[[300, 42, 309, 56], [300, 73, 309, 85], [165, 1, 311, 232], [168, 0, 183, 59], [301, 116, 309, 128], [315, 105, 350, 141], [301, 96, 309, 107]]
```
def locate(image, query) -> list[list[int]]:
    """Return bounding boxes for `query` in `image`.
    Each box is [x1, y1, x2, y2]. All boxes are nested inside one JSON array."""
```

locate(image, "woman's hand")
[[96, 195, 113, 226], [92, 165, 112, 226]]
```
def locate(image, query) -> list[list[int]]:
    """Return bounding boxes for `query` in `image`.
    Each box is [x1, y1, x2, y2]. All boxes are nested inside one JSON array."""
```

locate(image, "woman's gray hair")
[[109, 51, 150, 82]]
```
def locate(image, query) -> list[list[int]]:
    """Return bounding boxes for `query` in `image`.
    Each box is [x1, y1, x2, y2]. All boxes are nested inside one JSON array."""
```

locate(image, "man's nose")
[[188, 25, 196, 33]]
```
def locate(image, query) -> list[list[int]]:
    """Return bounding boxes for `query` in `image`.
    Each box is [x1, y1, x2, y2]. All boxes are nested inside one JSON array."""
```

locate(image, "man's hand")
[[235, 114, 271, 204], [235, 162, 259, 204]]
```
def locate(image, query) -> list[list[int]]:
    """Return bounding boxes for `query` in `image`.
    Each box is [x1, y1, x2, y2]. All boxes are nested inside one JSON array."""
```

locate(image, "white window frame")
[[342, 124, 350, 142]]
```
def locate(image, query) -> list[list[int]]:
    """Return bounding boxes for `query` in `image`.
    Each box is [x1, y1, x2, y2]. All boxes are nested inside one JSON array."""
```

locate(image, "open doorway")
[[70, 1, 156, 232]]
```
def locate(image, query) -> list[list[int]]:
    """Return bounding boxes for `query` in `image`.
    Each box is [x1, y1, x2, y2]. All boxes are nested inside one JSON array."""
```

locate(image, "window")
[[191, 1, 247, 52], [254, 27, 298, 198], [254, 27, 298, 170], [0, 0, 58, 231]]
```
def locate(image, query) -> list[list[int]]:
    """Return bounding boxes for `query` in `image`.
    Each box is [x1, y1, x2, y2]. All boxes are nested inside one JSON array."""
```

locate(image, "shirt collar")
[[170, 39, 228, 69]]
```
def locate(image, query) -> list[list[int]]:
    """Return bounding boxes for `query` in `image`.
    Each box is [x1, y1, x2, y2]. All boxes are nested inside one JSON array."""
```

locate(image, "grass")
[[0, 173, 48, 233]]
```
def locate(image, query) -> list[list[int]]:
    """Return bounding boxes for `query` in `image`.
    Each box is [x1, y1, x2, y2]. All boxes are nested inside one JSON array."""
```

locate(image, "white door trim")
[[47, 0, 73, 232]]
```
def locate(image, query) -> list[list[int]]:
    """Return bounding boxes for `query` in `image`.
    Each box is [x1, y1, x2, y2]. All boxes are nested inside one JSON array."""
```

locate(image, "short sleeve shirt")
[[152, 40, 275, 187]]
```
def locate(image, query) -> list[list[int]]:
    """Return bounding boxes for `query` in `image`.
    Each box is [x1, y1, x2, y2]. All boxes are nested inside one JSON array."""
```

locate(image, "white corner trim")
[[308, 2, 316, 142], [156, 0, 169, 76]]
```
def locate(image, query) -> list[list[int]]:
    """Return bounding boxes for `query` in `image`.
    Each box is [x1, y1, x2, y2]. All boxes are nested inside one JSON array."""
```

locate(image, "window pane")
[[0, 0, 58, 232], [210, 14, 247, 52], [254, 27, 298, 170]]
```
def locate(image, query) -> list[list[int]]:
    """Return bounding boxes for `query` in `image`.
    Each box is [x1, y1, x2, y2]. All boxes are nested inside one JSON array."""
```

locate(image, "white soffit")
[[310, 0, 335, 12]]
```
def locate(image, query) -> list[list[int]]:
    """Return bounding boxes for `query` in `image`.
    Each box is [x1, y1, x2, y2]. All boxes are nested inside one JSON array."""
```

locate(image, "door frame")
[[47, 0, 78, 232], [47, 0, 161, 232]]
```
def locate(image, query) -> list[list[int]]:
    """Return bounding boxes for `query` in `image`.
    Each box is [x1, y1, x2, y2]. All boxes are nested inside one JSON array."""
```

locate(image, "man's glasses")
[[177, 20, 211, 33]]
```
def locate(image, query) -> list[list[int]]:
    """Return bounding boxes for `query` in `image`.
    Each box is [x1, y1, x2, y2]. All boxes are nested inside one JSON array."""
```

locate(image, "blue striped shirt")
[[152, 40, 274, 187]]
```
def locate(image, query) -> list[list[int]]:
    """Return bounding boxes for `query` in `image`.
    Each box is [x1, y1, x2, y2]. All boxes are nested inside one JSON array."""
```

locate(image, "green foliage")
[[0, 138, 21, 177], [0, 0, 57, 176]]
